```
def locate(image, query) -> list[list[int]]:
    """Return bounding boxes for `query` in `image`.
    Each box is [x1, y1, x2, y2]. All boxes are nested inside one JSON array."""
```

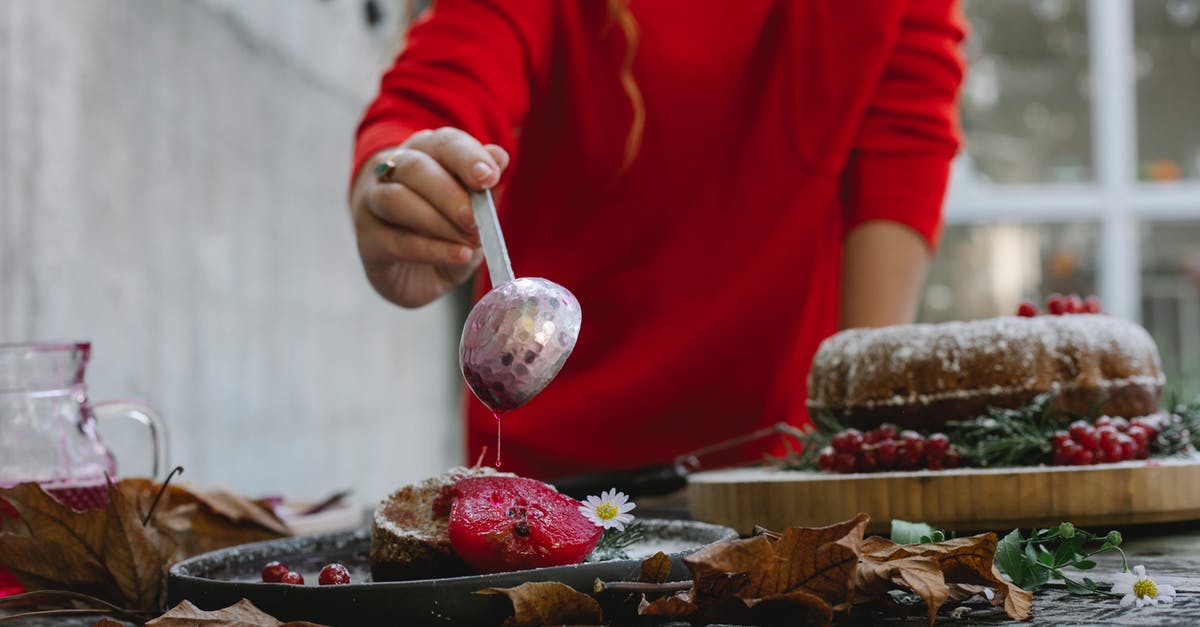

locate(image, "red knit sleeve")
[[351, 0, 555, 182], [843, 0, 966, 251]]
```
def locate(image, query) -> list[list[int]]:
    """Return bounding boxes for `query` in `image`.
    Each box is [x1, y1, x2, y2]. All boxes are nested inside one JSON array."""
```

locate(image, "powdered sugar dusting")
[[808, 314, 1165, 410]]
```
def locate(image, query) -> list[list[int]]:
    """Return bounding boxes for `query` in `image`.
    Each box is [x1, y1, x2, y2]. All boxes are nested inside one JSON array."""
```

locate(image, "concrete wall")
[[0, 0, 465, 505]]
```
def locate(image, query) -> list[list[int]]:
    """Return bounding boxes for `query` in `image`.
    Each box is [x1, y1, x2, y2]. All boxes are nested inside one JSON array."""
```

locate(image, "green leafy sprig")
[[995, 522, 1128, 595], [1156, 391, 1200, 456], [587, 521, 646, 562], [946, 392, 1065, 468], [774, 410, 845, 471]]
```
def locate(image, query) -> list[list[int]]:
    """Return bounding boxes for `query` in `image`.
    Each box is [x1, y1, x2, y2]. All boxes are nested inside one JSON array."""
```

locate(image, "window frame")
[[944, 0, 1200, 322]]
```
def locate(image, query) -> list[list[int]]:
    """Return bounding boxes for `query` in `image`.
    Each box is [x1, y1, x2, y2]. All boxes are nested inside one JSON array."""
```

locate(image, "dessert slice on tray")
[[370, 465, 612, 580]]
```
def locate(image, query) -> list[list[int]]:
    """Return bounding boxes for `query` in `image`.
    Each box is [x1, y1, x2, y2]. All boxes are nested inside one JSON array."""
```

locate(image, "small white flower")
[[578, 489, 636, 531], [1111, 565, 1176, 608]]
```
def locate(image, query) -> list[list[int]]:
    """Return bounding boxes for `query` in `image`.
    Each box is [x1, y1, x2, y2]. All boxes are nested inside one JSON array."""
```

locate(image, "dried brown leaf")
[[117, 479, 289, 561], [639, 551, 671, 584], [638, 592, 697, 617], [476, 581, 602, 627], [856, 533, 1031, 623], [854, 553, 948, 625], [103, 480, 175, 609], [0, 481, 172, 607], [188, 488, 291, 536], [146, 599, 283, 626], [747, 588, 837, 625], [639, 513, 868, 623], [0, 478, 291, 613]]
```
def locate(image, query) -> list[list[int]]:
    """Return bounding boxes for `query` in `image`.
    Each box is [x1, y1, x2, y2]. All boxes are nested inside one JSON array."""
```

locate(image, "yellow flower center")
[[595, 502, 619, 520], [1133, 578, 1158, 599]]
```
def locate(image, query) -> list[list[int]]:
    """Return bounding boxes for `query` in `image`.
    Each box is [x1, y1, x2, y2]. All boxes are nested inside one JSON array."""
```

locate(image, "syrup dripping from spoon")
[[458, 190, 581, 470]]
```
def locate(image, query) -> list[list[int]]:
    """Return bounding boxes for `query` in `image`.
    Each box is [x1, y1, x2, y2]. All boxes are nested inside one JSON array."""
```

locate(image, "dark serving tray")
[[167, 518, 736, 626]]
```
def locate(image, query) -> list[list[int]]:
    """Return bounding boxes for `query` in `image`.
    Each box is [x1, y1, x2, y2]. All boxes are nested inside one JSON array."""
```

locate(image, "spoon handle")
[[470, 189, 515, 287]]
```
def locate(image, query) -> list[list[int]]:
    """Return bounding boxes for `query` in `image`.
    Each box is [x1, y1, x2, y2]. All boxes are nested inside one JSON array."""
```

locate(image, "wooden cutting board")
[[687, 457, 1200, 535]]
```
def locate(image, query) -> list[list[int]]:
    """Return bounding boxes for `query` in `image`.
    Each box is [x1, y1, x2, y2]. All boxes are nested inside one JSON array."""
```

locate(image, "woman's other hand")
[[349, 127, 510, 308]]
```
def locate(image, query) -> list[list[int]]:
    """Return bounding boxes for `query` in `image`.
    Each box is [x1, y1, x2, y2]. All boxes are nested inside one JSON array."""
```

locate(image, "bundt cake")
[[807, 314, 1165, 431]]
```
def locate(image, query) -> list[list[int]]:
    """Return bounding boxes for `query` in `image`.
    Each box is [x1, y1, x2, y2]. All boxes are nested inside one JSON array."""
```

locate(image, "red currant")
[[832, 429, 865, 454], [1071, 447, 1094, 466], [280, 571, 304, 585], [1070, 422, 1098, 451], [1017, 300, 1038, 317], [1051, 430, 1072, 449], [1094, 416, 1113, 428], [942, 447, 961, 469], [1132, 416, 1161, 439], [926, 455, 944, 471], [1046, 293, 1066, 315], [319, 563, 351, 586], [857, 450, 879, 473], [1110, 417, 1130, 432], [1126, 425, 1150, 447], [834, 453, 858, 474], [1053, 442, 1079, 466], [1083, 295, 1103, 313], [877, 423, 899, 440], [875, 439, 900, 468], [816, 446, 837, 471], [926, 433, 951, 457], [262, 561, 289, 583], [863, 429, 881, 445], [1065, 294, 1084, 314], [1117, 435, 1136, 461]]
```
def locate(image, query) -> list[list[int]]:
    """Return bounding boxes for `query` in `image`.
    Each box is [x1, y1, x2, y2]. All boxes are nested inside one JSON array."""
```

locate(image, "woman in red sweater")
[[350, 1, 965, 481]]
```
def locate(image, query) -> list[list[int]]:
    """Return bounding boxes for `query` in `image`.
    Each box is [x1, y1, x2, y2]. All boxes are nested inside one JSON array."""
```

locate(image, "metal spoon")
[[459, 190, 581, 413]]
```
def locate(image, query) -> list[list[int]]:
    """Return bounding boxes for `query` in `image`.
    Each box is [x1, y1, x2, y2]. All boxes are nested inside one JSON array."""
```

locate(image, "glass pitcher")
[[0, 341, 165, 510]]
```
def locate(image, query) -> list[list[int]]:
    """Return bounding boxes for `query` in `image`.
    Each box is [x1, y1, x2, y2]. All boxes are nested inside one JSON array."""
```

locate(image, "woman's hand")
[[349, 127, 510, 308]]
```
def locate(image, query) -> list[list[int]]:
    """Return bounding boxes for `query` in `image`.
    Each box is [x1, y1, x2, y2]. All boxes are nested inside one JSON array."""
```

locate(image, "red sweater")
[[355, 0, 964, 480]]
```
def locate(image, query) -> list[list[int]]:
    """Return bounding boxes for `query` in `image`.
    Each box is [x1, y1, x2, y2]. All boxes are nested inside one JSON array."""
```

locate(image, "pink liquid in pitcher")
[[0, 480, 110, 596]]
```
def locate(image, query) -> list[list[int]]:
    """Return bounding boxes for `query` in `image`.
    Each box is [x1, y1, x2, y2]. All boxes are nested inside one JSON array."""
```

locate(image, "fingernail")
[[472, 161, 494, 184], [460, 204, 476, 229]]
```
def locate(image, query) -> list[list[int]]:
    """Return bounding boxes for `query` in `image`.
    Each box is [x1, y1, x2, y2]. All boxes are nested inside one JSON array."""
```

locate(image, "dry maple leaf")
[[0, 478, 291, 614], [476, 581, 603, 627], [640, 513, 869, 624], [118, 479, 290, 562], [0, 480, 174, 611], [146, 599, 326, 627], [854, 533, 1032, 625], [639, 551, 671, 584]]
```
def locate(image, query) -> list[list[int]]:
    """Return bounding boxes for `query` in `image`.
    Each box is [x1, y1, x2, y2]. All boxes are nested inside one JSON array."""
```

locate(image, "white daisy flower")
[[578, 489, 636, 531], [1111, 565, 1176, 608]]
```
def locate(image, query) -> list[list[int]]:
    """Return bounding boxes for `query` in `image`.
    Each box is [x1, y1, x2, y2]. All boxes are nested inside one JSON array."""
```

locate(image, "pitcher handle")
[[91, 399, 168, 480]]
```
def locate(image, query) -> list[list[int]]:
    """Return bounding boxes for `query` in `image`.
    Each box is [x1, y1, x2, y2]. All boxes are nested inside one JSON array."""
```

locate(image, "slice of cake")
[[370, 466, 513, 581]]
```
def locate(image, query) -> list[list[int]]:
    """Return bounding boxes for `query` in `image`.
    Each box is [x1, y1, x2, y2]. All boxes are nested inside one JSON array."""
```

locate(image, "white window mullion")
[[1091, 0, 1140, 321]]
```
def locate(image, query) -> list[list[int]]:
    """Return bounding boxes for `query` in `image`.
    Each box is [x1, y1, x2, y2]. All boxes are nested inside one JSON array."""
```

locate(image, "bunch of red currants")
[[1052, 415, 1160, 465], [1016, 293, 1102, 317], [816, 423, 962, 473]]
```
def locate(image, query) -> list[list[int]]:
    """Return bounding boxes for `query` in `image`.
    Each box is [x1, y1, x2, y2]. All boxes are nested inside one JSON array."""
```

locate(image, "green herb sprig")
[[587, 521, 646, 562], [995, 522, 1128, 595], [946, 392, 1065, 468], [774, 411, 845, 470], [1156, 392, 1200, 456]]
